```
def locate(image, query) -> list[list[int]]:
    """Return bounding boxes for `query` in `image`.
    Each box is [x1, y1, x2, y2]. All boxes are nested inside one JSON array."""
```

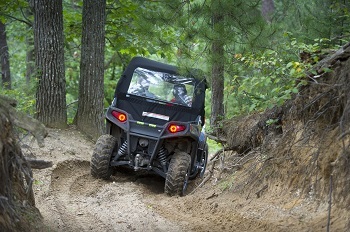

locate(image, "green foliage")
[[218, 173, 235, 191], [0, 0, 29, 23], [33, 179, 42, 185], [2, 0, 350, 126], [223, 36, 339, 117], [274, 0, 350, 45], [207, 138, 222, 155], [0, 78, 37, 114]]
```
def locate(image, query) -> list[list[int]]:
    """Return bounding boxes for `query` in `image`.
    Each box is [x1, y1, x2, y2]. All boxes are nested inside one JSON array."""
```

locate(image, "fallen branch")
[[189, 160, 216, 195], [205, 192, 218, 200], [206, 133, 227, 144], [217, 150, 226, 180], [338, 129, 350, 140], [25, 158, 53, 169], [314, 41, 350, 74], [0, 95, 47, 147], [210, 148, 224, 161], [255, 184, 268, 198], [189, 147, 227, 195]]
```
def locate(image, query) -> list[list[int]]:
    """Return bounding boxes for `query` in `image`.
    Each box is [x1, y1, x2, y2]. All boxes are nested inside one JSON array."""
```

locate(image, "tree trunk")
[[261, 0, 275, 23], [25, 5, 35, 84], [76, 0, 106, 140], [33, 0, 67, 128], [0, 21, 11, 90], [0, 101, 42, 231], [210, 1, 225, 133]]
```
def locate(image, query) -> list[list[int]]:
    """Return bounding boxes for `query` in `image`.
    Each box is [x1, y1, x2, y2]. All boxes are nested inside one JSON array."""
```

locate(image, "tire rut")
[[45, 159, 187, 232], [50, 159, 113, 231]]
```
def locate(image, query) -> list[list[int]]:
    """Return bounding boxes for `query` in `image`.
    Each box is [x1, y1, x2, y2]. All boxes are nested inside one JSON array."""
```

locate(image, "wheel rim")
[[199, 147, 208, 178], [182, 166, 190, 195]]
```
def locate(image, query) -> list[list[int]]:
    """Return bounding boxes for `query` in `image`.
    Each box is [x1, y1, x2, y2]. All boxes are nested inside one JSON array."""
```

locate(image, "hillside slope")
[[219, 42, 350, 230]]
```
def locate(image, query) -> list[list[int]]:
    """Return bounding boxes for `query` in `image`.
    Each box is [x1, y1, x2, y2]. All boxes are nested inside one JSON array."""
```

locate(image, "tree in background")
[[175, 0, 272, 130], [25, 5, 35, 85], [261, 0, 275, 23], [210, 1, 225, 133], [32, 0, 67, 128], [75, 0, 106, 140], [1, 0, 350, 134], [0, 21, 11, 89], [274, 0, 350, 45], [133, 0, 277, 131]]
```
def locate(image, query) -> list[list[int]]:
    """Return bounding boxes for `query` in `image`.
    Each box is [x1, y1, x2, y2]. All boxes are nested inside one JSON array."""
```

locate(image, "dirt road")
[[24, 127, 346, 232]]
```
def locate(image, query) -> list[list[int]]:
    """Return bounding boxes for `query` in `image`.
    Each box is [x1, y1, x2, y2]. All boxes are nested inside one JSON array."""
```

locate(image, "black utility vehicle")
[[90, 57, 208, 196]]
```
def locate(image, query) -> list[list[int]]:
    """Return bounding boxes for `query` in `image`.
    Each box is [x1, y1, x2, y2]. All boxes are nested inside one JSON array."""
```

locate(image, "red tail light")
[[112, 110, 127, 122], [168, 124, 186, 133]]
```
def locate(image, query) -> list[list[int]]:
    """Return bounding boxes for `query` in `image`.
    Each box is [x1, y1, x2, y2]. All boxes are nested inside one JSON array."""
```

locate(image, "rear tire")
[[91, 134, 117, 180], [164, 151, 191, 196]]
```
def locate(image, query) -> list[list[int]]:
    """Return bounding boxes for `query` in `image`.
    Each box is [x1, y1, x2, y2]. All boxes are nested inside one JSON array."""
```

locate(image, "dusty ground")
[[21, 126, 348, 232]]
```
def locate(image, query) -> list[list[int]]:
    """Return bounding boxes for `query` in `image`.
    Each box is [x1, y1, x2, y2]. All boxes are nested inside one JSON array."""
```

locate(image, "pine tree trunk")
[[261, 0, 275, 22], [0, 21, 11, 90], [25, 6, 35, 84], [33, 0, 67, 128], [76, 0, 106, 140], [210, 2, 225, 133], [211, 42, 225, 129]]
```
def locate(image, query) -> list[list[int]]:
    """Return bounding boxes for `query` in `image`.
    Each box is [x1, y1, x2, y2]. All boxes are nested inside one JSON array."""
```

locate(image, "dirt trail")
[[47, 159, 187, 232], [23, 127, 347, 232], [28, 128, 186, 231]]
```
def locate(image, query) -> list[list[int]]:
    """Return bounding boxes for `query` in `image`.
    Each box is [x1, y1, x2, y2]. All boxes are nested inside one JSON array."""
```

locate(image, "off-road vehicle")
[[90, 56, 208, 196]]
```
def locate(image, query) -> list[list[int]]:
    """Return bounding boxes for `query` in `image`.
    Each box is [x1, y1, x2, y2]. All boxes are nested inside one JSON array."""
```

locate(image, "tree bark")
[[0, 100, 41, 232], [210, 1, 225, 133], [33, 0, 67, 128], [25, 5, 35, 84], [261, 0, 275, 23], [76, 0, 106, 140], [0, 21, 11, 90]]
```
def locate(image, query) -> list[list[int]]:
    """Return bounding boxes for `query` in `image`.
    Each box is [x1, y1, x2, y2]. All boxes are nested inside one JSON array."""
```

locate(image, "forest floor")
[[22, 126, 348, 232]]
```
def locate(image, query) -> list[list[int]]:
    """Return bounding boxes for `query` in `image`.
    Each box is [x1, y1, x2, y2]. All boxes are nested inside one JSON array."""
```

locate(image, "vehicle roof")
[[123, 56, 207, 86]]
